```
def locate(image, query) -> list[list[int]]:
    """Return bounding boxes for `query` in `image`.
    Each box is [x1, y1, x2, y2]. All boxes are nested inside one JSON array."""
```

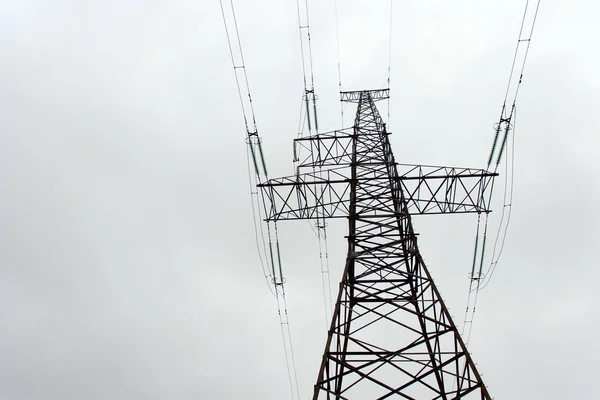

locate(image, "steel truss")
[[259, 90, 495, 399]]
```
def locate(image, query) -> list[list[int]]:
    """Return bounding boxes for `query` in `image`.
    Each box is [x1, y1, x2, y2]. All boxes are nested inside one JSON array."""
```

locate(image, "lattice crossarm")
[[396, 165, 498, 215], [340, 89, 390, 103], [294, 129, 355, 168], [258, 170, 352, 221], [258, 167, 497, 221]]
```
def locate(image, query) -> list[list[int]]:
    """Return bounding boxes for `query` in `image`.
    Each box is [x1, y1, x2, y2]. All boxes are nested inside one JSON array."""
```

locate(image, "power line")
[[480, 107, 517, 290], [219, 1, 301, 398], [386, 0, 393, 128], [461, 0, 542, 345], [483, 0, 541, 283], [220, 0, 273, 292], [295, 0, 319, 135], [292, 0, 336, 332], [502, 0, 542, 119], [333, 0, 343, 126]]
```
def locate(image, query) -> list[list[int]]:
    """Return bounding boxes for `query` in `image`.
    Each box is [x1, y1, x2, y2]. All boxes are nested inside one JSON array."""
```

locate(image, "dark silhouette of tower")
[[259, 89, 496, 399]]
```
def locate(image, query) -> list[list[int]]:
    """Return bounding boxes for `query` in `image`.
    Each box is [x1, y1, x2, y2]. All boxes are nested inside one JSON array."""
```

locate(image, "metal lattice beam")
[[258, 134, 497, 221], [341, 89, 390, 103]]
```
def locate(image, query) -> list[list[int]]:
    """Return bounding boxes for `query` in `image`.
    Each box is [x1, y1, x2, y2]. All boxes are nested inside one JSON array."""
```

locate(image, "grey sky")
[[1, 0, 599, 399]]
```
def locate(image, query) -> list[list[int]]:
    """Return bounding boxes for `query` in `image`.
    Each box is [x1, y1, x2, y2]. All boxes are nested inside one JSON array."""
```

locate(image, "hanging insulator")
[[312, 95, 319, 132], [258, 139, 268, 178], [267, 231, 277, 280], [495, 123, 511, 166], [487, 123, 502, 168], [477, 229, 488, 278], [276, 237, 284, 284], [248, 138, 261, 179], [305, 95, 312, 132], [471, 223, 480, 278], [293, 140, 298, 162]]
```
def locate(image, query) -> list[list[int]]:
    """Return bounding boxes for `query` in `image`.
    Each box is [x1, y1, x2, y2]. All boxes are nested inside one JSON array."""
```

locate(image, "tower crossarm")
[[397, 164, 497, 215], [258, 164, 496, 221], [341, 89, 390, 103]]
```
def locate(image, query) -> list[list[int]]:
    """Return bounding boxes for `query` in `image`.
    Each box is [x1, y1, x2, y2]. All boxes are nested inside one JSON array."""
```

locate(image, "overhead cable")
[[293, 0, 334, 330], [462, 0, 541, 343], [220, 2, 301, 398], [295, 0, 319, 135]]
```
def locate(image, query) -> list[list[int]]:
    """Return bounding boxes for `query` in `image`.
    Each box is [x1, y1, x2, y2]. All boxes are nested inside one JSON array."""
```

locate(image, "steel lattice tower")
[[259, 90, 497, 399]]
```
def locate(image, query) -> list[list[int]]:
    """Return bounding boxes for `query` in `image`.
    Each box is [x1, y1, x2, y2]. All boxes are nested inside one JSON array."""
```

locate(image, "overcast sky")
[[1, 0, 599, 399]]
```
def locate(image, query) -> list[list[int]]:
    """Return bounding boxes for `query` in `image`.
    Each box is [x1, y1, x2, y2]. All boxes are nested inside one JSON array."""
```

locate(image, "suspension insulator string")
[[293, 140, 298, 162], [305, 94, 312, 133], [487, 121, 502, 169], [495, 122, 511, 167], [257, 138, 269, 179], [481, 107, 518, 291], [312, 94, 319, 132], [274, 222, 285, 286], [245, 145, 276, 296], [470, 214, 481, 278], [266, 222, 278, 282], [248, 137, 261, 179], [477, 214, 490, 278]]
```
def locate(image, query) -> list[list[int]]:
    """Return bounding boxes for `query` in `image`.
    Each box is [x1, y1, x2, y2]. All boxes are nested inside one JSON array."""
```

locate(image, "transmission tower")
[[259, 89, 497, 399]]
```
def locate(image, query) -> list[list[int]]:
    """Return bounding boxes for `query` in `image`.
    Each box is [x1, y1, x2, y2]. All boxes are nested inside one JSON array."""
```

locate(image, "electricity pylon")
[[259, 89, 496, 399]]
